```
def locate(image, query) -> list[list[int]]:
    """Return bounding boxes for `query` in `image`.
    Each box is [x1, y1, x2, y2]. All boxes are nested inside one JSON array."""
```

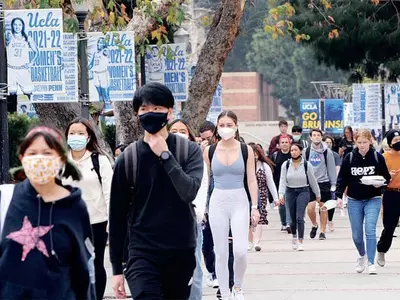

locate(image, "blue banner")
[[145, 43, 188, 102], [5, 9, 64, 98], [324, 99, 344, 135], [207, 83, 223, 124], [300, 99, 320, 133], [87, 31, 136, 105]]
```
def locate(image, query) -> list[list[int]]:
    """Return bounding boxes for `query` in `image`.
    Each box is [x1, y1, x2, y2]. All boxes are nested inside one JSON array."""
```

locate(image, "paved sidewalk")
[[104, 208, 400, 299]]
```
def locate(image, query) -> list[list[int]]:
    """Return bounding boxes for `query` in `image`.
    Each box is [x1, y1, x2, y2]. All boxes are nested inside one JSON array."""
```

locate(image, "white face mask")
[[174, 132, 189, 139], [293, 135, 301, 142], [218, 127, 236, 141], [312, 137, 322, 145]]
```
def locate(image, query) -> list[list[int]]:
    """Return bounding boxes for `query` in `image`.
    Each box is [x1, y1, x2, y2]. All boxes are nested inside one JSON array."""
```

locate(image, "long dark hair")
[[248, 142, 275, 170], [343, 126, 354, 142], [65, 118, 103, 154], [11, 18, 29, 42], [168, 119, 196, 141], [19, 126, 81, 181], [211, 110, 241, 144]]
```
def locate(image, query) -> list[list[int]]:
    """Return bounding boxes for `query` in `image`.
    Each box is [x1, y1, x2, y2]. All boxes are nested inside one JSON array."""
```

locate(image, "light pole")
[[0, 1, 10, 184], [173, 28, 190, 110], [72, 1, 90, 119]]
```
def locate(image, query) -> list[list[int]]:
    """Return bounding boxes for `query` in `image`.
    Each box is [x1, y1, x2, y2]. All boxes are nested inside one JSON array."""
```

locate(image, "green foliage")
[[246, 31, 349, 118], [101, 121, 116, 153], [8, 114, 39, 168], [291, 0, 400, 79]]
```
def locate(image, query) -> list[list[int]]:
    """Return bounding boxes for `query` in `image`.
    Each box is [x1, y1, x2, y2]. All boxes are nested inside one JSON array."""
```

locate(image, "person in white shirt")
[[63, 118, 113, 300], [169, 119, 207, 300], [248, 143, 279, 252]]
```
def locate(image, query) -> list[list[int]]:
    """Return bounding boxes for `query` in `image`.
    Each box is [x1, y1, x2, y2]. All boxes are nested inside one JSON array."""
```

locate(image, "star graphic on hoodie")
[[6, 216, 53, 261]]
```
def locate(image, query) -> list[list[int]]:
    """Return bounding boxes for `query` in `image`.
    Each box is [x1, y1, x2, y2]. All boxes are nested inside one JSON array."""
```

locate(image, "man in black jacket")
[[109, 83, 204, 299]]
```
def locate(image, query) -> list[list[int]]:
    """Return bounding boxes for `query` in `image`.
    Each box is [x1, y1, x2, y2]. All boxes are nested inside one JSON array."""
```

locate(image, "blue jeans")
[[279, 202, 291, 227], [347, 197, 382, 264], [189, 223, 203, 300]]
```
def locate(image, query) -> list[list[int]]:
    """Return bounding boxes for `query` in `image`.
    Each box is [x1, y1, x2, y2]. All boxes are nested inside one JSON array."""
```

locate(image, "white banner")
[[384, 83, 400, 130], [352, 83, 381, 128]]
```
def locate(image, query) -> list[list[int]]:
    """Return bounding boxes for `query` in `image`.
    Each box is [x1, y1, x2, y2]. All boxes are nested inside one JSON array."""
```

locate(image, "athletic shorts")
[[310, 181, 332, 203]]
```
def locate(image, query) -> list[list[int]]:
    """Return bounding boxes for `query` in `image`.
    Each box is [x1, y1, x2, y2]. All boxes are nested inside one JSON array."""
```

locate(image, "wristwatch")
[[160, 151, 172, 161]]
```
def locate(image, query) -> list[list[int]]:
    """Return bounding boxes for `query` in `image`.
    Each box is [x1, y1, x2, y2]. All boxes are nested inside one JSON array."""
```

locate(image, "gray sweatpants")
[[285, 187, 310, 240]]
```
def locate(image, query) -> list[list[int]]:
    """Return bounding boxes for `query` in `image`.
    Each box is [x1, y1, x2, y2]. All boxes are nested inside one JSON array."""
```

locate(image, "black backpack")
[[208, 142, 251, 202], [91, 152, 102, 185], [123, 134, 189, 193]]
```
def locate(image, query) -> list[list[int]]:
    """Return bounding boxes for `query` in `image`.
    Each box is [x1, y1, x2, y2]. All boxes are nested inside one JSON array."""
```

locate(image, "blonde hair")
[[354, 129, 372, 141]]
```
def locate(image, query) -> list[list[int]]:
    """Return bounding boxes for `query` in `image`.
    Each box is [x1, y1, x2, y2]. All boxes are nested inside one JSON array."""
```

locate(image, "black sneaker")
[[286, 226, 292, 234], [310, 226, 318, 239], [319, 232, 326, 240], [216, 288, 221, 299]]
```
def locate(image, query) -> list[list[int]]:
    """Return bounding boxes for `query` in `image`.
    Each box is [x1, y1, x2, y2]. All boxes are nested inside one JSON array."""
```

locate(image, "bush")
[[8, 113, 39, 168], [102, 122, 116, 153]]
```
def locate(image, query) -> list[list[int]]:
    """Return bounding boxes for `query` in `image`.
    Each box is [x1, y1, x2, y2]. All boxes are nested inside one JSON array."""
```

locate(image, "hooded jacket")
[[0, 179, 96, 300], [304, 142, 337, 186], [336, 148, 391, 200]]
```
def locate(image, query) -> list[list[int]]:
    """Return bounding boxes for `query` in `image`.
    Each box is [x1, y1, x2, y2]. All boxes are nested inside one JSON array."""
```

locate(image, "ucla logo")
[[28, 12, 61, 28], [302, 103, 318, 110]]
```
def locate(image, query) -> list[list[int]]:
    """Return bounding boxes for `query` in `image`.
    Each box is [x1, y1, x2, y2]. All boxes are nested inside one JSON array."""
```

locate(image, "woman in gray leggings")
[[279, 143, 321, 251]]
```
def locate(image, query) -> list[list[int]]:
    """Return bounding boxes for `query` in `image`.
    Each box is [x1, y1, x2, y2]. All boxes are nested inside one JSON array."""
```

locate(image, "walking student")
[[0, 126, 95, 299], [336, 129, 391, 275], [64, 118, 113, 300], [279, 143, 320, 251], [109, 82, 204, 300], [377, 129, 400, 267], [204, 110, 260, 300], [305, 128, 337, 240]]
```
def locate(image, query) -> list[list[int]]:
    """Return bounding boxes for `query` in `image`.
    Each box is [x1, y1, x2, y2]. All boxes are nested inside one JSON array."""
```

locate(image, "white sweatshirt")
[[63, 150, 113, 224], [194, 161, 208, 224], [257, 162, 279, 203]]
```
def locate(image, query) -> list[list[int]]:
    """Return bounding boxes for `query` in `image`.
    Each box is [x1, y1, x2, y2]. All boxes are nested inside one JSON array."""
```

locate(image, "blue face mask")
[[68, 135, 88, 151]]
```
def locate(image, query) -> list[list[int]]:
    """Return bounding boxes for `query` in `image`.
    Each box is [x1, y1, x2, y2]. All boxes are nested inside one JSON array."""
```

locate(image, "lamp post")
[[72, 1, 90, 119], [173, 28, 190, 110], [0, 1, 10, 184]]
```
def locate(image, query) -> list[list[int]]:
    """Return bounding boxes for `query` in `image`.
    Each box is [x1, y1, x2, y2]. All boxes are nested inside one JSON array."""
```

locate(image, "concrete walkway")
[[104, 207, 400, 299]]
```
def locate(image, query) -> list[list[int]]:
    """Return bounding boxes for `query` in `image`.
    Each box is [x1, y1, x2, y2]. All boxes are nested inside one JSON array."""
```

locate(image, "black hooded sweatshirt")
[[336, 148, 391, 200], [0, 179, 96, 300]]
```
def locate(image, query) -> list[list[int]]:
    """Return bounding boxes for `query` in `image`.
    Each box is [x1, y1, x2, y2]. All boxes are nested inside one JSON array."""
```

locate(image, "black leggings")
[[92, 221, 108, 300]]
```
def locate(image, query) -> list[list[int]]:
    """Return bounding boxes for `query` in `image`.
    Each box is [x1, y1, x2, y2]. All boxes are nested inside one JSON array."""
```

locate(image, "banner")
[[343, 103, 354, 127], [300, 99, 320, 133], [207, 83, 223, 124], [145, 44, 188, 102], [352, 83, 381, 128], [87, 32, 136, 104], [17, 96, 37, 118], [32, 33, 78, 103], [324, 99, 344, 135], [5, 9, 64, 98], [384, 83, 400, 130]]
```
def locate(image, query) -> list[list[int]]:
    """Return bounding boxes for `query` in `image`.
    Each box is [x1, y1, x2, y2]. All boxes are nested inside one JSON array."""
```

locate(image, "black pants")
[[92, 221, 108, 300], [202, 213, 216, 278], [328, 192, 336, 222], [125, 249, 196, 300], [377, 191, 400, 253]]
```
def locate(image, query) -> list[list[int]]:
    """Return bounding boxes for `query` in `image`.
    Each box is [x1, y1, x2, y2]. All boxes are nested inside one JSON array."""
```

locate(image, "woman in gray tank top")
[[203, 111, 259, 300]]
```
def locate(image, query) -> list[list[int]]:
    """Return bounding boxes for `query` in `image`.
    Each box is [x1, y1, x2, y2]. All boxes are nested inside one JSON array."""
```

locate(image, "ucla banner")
[[145, 44, 188, 102], [5, 9, 64, 99], [207, 83, 223, 124], [300, 99, 320, 133], [324, 99, 344, 135], [352, 83, 381, 128], [87, 31, 136, 104], [384, 83, 400, 130]]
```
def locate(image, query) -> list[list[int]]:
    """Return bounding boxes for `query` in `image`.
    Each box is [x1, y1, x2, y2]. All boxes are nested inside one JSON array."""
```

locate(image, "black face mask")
[[292, 155, 302, 161], [139, 112, 168, 134], [393, 142, 400, 152]]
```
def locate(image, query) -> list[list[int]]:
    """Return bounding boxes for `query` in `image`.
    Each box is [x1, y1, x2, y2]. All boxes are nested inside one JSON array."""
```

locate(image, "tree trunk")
[[181, 0, 244, 132], [113, 101, 143, 144]]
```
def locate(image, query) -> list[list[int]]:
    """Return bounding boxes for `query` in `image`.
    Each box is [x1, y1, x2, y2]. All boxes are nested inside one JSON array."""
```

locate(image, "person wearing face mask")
[[204, 110, 260, 300], [279, 143, 320, 251], [336, 129, 391, 275], [292, 125, 309, 149], [109, 83, 203, 300], [0, 126, 95, 299], [305, 128, 337, 240], [168, 118, 208, 300], [63, 118, 114, 300], [377, 129, 400, 268]]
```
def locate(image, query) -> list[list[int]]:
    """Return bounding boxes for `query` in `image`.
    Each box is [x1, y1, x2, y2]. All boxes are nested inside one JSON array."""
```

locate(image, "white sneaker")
[[328, 221, 335, 232], [297, 243, 304, 251], [356, 255, 367, 273], [247, 242, 253, 251], [368, 264, 377, 275], [377, 252, 385, 267], [231, 288, 244, 300], [254, 244, 262, 252], [206, 274, 213, 287], [212, 278, 219, 288], [292, 238, 298, 250]]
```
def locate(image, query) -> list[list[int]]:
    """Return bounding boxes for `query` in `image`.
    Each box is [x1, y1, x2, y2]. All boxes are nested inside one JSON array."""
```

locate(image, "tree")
[[246, 31, 349, 117], [289, 0, 400, 80]]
